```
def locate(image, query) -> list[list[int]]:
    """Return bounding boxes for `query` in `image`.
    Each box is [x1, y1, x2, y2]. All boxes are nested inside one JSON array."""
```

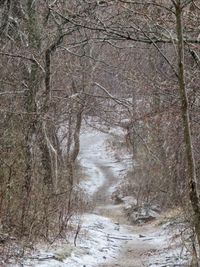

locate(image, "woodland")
[[0, 0, 200, 266]]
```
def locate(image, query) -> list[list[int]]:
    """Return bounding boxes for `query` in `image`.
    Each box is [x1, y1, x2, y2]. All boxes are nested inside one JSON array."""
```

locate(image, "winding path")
[[21, 129, 188, 267], [78, 129, 188, 267]]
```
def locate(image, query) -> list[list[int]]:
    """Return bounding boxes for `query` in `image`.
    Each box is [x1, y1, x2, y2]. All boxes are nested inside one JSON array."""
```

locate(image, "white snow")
[[78, 129, 125, 196], [14, 128, 127, 267], [78, 130, 108, 195], [12, 126, 190, 267], [64, 213, 133, 266]]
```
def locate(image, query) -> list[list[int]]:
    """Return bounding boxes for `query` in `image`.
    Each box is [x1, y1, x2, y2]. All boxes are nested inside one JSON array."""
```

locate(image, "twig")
[[107, 235, 133, 240]]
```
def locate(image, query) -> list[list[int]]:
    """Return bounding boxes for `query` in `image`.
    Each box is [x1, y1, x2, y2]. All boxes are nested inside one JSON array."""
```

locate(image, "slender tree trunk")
[[67, 106, 84, 186], [71, 107, 83, 163], [21, 66, 39, 234], [175, 1, 200, 250], [20, 0, 41, 234]]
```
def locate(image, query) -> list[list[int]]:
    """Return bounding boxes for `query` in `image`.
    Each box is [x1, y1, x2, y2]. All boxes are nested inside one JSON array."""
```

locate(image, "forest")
[[0, 0, 200, 266]]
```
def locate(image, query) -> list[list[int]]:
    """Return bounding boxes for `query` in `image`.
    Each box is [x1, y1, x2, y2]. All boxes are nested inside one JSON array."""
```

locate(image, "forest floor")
[[10, 128, 190, 267]]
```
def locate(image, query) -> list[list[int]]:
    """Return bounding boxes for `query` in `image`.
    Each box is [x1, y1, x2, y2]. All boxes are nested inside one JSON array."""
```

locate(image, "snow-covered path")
[[78, 130, 124, 198], [17, 129, 189, 267], [65, 130, 188, 267]]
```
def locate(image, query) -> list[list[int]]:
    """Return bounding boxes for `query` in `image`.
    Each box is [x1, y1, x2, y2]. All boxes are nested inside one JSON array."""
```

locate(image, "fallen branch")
[[107, 235, 133, 240], [29, 255, 56, 261]]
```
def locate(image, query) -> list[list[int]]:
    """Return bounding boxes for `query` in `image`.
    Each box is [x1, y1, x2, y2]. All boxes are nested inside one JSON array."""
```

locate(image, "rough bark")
[[70, 107, 83, 163], [175, 0, 200, 249], [0, 0, 11, 37], [39, 34, 64, 188], [20, 0, 41, 234]]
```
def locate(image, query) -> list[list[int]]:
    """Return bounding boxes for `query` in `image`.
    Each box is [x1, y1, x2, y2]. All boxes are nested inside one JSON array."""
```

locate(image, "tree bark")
[[20, 0, 41, 234], [175, 0, 200, 250]]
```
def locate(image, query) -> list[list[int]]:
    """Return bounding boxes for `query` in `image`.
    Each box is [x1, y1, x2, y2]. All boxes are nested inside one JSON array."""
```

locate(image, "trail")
[[18, 129, 189, 267], [77, 129, 189, 267], [74, 129, 187, 267], [93, 165, 165, 267]]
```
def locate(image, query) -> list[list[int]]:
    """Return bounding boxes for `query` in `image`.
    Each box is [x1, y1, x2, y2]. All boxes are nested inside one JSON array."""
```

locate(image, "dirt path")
[[94, 164, 117, 204], [92, 159, 166, 267], [19, 130, 188, 267], [97, 213, 165, 267], [78, 130, 188, 267]]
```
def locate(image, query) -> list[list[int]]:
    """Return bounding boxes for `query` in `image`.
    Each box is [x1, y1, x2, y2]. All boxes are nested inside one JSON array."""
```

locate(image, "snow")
[[78, 130, 108, 195], [13, 128, 127, 267], [11, 126, 190, 267], [64, 213, 131, 266], [78, 129, 125, 196]]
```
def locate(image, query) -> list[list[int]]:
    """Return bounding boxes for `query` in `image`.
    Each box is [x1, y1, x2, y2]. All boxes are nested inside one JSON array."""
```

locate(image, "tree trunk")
[[20, 0, 41, 234], [175, 0, 200, 250]]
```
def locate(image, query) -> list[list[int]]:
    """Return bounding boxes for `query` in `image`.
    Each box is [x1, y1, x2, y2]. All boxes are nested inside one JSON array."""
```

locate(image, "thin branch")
[[50, 7, 200, 45], [192, 0, 200, 10], [94, 82, 131, 110], [138, 27, 179, 78], [187, 44, 200, 68], [0, 52, 45, 72], [0, 90, 29, 96], [0, 51, 35, 62], [119, 0, 175, 14]]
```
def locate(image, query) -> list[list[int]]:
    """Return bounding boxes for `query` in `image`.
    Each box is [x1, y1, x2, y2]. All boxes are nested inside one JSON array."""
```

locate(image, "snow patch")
[[78, 129, 126, 196]]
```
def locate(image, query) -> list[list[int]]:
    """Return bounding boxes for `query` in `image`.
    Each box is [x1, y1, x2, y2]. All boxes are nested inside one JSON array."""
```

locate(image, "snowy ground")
[[78, 130, 126, 196], [11, 128, 190, 267]]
